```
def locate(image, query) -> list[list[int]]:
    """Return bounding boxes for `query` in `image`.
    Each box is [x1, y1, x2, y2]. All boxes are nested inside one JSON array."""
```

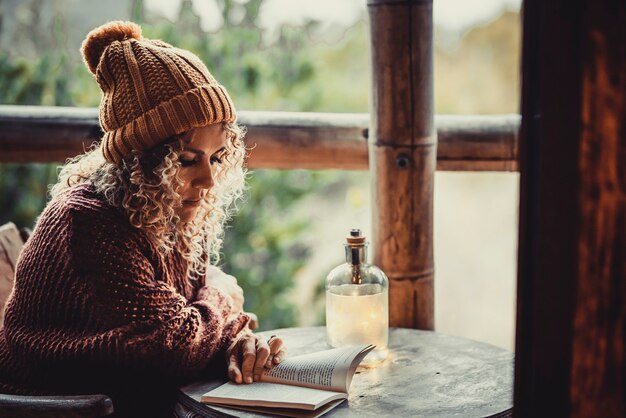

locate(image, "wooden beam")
[[436, 115, 518, 171], [515, 0, 626, 417], [368, 0, 436, 329], [0, 105, 518, 171], [238, 112, 369, 170]]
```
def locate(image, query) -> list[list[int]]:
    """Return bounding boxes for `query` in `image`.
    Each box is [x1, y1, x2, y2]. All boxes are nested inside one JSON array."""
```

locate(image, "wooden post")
[[515, 0, 626, 416], [368, 0, 436, 329]]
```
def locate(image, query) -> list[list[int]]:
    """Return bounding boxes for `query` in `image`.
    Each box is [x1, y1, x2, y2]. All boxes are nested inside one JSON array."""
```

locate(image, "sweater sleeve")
[[70, 204, 250, 379]]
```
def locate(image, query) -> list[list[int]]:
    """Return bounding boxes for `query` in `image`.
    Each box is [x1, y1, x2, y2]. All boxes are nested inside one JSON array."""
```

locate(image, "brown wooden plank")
[[242, 112, 369, 170], [515, 0, 626, 417], [0, 106, 518, 171], [571, 0, 626, 415], [436, 115, 519, 169]]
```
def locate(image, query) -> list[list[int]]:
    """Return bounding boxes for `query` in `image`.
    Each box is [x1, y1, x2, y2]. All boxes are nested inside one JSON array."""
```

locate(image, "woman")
[[0, 21, 285, 417]]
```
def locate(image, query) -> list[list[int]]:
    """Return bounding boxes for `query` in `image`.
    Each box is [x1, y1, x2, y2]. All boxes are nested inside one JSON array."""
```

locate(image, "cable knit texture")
[[0, 184, 249, 416], [81, 21, 236, 164]]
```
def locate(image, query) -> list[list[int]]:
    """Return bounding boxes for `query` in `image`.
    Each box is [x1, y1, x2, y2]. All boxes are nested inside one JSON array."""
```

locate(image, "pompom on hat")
[[81, 21, 236, 164]]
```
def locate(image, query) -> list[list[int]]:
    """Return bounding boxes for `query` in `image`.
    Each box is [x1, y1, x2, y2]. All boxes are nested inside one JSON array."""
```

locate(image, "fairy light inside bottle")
[[325, 229, 389, 364]]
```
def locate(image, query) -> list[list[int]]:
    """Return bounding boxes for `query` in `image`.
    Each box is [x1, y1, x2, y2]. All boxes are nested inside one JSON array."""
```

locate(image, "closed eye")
[[210, 147, 226, 165], [179, 157, 198, 167]]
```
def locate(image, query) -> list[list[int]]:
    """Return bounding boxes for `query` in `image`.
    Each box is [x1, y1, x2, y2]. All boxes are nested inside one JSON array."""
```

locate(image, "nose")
[[192, 162, 214, 191]]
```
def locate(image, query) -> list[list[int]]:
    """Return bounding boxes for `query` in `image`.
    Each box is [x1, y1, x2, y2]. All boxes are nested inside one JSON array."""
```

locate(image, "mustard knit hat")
[[81, 21, 236, 164]]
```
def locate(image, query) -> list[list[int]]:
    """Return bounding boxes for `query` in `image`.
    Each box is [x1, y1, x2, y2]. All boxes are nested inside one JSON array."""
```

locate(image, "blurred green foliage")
[[0, 48, 74, 227], [0, 0, 368, 331], [0, 0, 520, 331], [222, 170, 328, 330], [0, 164, 56, 227]]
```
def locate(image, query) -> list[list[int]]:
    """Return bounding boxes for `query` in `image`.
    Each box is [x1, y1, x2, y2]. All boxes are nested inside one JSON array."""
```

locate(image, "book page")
[[201, 381, 346, 411], [261, 345, 374, 393], [216, 398, 345, 418]]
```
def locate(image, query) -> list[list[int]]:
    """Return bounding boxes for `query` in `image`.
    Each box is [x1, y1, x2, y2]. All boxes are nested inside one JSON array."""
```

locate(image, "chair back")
[[0, 222, 28, 327], [0, 223, 114, 416]]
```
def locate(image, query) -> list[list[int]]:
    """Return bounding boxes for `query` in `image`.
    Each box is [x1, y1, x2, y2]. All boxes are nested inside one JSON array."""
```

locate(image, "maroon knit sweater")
[[0, 184, 249, 416]]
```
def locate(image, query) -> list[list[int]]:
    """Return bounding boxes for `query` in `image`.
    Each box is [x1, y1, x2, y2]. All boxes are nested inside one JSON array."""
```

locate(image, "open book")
[[200, 344, 374, 418]]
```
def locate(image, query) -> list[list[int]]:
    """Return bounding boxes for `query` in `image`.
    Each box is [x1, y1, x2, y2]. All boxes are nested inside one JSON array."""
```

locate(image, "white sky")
[[144, 0, 522, 33]]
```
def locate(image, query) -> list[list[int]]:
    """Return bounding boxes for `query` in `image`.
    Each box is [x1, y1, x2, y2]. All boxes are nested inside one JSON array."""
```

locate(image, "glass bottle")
[[325, 229, 389, 364]]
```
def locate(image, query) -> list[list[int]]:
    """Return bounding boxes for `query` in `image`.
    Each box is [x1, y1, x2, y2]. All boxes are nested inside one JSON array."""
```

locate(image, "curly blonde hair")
[[50, 122, 247, 280]]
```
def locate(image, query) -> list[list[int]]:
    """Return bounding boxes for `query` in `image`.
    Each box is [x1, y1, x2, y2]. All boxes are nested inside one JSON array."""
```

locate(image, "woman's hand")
[[205, 265, 244, 312], [226, 334, 287, 384]]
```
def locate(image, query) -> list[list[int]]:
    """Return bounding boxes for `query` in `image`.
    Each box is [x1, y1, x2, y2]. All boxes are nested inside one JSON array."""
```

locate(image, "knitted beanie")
[[81, 21, 236, 164]]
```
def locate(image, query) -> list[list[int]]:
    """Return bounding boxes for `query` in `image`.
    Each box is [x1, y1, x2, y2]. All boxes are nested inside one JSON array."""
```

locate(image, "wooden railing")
[[0, 105, 519, 171]]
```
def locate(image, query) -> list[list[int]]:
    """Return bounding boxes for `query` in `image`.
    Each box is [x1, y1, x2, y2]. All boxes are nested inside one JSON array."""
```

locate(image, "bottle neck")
[[345, 244, 368, 265]]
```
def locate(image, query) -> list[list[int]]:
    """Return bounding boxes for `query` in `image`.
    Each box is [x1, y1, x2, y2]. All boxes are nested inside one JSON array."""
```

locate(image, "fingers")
[[253, 338, 271, 382], [241, 336, 257, 384], [265, 336, 286, 368], [226, 334, 287, 385], [226, 338, 243, 384], [227, 351, 243, 384], [274, 347, 287, 365]]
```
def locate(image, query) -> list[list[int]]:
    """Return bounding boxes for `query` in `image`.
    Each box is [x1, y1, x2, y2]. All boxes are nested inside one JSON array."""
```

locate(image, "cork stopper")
[[346, 229, 366, 246]]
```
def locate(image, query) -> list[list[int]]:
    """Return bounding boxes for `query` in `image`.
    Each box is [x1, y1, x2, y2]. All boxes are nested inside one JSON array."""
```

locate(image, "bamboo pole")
[[0, 105, 517, 171], [368, 0, 435, 329]]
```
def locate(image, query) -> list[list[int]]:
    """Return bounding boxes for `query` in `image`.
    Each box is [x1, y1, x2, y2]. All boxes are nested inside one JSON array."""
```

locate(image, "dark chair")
[[0, 394, 114, 418], [0, 222, 114, 418]]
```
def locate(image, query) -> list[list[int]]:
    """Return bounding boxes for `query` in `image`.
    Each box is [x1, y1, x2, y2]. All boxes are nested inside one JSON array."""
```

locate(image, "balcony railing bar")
[[0, 105, 519, 171]]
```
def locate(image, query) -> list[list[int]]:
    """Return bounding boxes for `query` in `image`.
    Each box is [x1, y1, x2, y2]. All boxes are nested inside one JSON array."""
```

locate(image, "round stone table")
[[178, 327, 513, 418]]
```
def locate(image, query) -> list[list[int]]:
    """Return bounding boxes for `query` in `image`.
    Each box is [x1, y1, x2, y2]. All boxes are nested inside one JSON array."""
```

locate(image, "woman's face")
[[175, 123, 228, 222]]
